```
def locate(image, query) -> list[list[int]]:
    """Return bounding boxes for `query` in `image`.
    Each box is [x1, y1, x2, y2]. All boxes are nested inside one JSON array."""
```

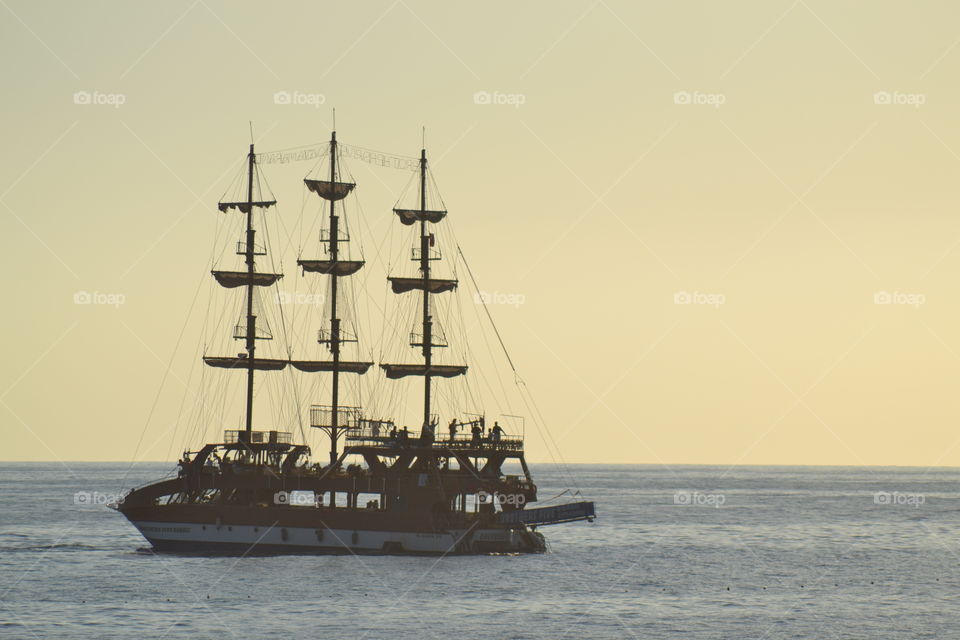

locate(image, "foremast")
[[297, 130, 372, 466], [204, 144, 284, 438], [381, 147, 466, 442], [242, 145, 256, 433]]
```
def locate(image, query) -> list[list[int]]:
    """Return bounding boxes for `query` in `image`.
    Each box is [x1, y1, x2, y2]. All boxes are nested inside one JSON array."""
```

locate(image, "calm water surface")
[[1, 463, 958, 639]]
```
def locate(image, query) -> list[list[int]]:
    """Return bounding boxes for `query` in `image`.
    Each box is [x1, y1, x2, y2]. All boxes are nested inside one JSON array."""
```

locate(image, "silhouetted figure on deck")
[[177, 453, 189, 478], [449, 419, 458, 441], [422, 418, 438, 443], [471, 423, 482, 446], [491, 422, 504, 444]]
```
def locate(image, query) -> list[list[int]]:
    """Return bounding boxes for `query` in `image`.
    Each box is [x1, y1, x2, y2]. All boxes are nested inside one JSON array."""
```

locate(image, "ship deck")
[[345, 432, 523, 454]]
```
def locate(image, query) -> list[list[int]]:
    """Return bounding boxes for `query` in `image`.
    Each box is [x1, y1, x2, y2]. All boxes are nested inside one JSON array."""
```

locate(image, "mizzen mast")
[[381, 146, 466, 442], [418, 149, 434, 437]]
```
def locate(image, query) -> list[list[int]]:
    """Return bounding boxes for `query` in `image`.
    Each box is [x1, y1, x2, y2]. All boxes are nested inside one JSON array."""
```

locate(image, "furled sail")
[[289, 360, 372, 374], [304, 179, 355, 201], [379, 364, 467, 379], [393, 209, 447, 225], [203, 356, 288, 371], [217, 200, 277, 213], [212, 271, 282, 288], [388, 277, 458, 294], [297, 260, 364, 276]]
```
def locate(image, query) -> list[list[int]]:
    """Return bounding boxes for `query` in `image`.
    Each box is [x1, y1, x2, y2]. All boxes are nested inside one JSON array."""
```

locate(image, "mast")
[[206, 143, 285, 442], [296, 130, 372, 467], [381, 143, 467, 436], [328, 132, 342, 464], [419, 149, 432, 438], [244, 144, 256, 435]]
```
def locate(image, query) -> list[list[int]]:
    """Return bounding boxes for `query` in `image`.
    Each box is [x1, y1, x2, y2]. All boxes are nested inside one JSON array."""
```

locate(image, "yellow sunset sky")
[[4, 1, 960, 465]]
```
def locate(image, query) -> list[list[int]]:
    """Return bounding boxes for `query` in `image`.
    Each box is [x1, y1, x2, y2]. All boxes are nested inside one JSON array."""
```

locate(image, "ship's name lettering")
[[140, 526, 191, 534]]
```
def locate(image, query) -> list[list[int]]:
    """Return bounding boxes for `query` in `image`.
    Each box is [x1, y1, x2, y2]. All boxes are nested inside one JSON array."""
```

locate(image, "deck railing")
[[223, 430, 292, 445], [345, 428, 523, 451]]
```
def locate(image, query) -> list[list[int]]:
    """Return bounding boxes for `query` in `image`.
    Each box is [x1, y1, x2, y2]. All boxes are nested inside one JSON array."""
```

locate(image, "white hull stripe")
[[132, 521, 523, 554]]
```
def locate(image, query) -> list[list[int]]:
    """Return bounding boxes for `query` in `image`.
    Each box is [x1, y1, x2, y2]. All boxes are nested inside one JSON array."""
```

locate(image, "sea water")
[[1, 462, 958, 639]]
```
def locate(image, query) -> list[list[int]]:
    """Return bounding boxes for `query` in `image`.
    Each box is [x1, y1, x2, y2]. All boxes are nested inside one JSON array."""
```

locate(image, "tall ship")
[[116, 129, 594, 554]]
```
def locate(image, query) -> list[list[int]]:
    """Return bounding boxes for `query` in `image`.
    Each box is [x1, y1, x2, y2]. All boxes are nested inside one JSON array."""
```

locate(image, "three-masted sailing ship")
[[116, 130, 595, 554]]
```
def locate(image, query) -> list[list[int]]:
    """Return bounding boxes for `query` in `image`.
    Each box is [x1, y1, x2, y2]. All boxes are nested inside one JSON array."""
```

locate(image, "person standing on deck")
[[491, 422, 504, 444]]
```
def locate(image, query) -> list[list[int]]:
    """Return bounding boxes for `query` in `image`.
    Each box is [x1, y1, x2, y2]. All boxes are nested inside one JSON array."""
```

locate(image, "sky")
[[3, 1, 960, 465]]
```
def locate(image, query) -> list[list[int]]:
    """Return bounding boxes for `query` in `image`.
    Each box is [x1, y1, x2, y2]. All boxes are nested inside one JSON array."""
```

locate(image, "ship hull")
[[122, 510, 545, 555]]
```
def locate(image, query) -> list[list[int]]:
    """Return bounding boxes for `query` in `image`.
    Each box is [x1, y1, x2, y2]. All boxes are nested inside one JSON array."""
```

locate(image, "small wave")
[[0, 543, 115, 553]]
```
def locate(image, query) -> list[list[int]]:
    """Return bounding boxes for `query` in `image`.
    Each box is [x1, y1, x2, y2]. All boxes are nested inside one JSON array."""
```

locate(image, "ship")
[[116, 128, 595, 554]]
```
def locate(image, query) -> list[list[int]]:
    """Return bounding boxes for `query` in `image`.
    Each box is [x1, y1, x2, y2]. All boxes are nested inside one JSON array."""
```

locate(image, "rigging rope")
[[456, 245, 517, 375], [117, 262, 207, 493], [456, 244, 583, 495]]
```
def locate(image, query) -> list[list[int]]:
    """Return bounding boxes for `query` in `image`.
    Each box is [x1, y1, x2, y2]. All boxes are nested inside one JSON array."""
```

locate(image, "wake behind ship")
[[117, 129, 594, 554]]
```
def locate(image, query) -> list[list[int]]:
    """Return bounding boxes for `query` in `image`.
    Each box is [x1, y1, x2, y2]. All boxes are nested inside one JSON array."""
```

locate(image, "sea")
[[1, 462, 958, 639]]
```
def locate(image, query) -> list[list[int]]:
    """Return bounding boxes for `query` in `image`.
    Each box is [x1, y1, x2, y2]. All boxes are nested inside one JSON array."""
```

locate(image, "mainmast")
[[381, 145, 467, 441], [329, 133, 343, 462], [296, 130, 372, 466]]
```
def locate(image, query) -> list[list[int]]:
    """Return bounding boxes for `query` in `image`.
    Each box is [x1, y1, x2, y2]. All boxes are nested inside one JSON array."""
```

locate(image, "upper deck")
[[344, 429, 524, 453], [312, 405, 525, 456]]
